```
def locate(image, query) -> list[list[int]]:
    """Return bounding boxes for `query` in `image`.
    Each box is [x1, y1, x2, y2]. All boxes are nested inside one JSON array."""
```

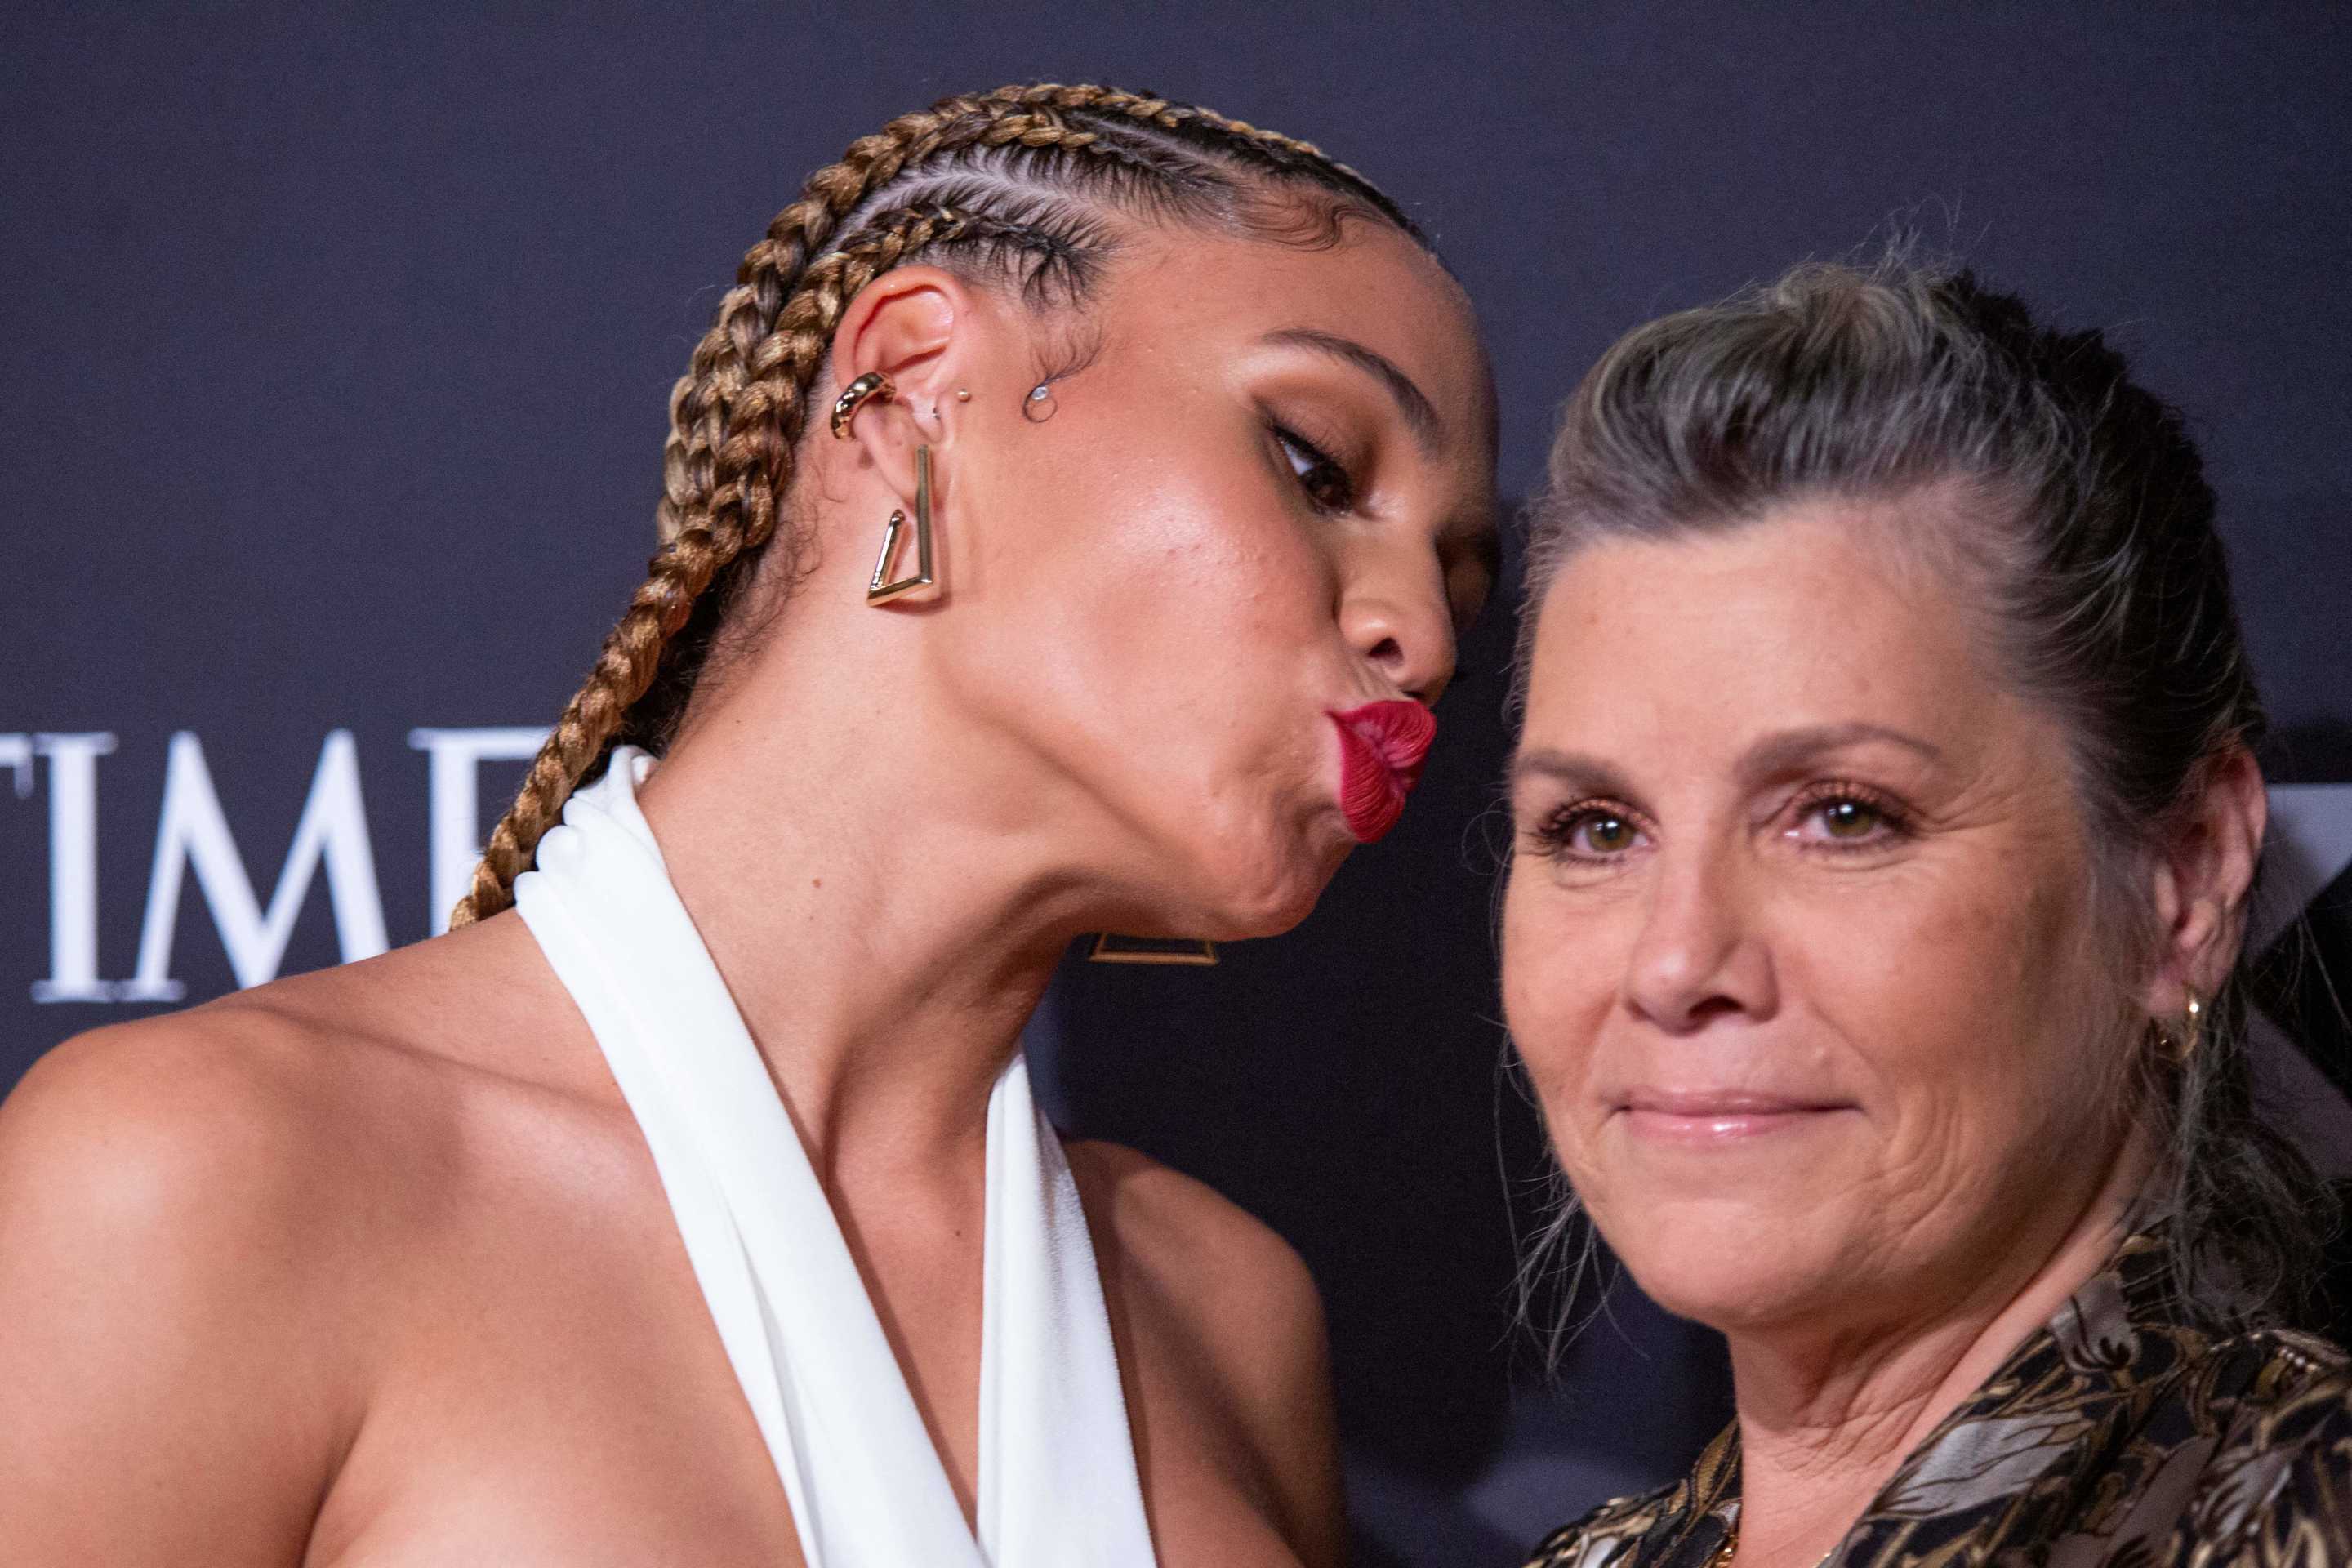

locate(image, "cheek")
[[964, 417, 1332, 747], [994, 382, 1312, 590], [1791, 853, 2115, 1209], [1005, 441, 1326, 694], [1502, 870, 1627, 1138]]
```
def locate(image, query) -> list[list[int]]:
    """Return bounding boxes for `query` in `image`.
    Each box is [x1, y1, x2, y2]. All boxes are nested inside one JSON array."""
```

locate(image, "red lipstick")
[[1329, 701, 1438, 843]]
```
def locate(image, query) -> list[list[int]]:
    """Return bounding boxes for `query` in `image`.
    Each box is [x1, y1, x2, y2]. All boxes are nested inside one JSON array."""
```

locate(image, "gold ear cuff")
[[830, 371, 895, 440]]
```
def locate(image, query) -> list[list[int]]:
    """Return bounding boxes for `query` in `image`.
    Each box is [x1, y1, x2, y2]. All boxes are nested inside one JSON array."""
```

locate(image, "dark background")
[[6, 6, 2349, 1563]]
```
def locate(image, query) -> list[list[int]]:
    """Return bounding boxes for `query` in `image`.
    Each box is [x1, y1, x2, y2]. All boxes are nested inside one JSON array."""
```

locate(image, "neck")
[[628, 577, 1114, 1189], [1722, 1136, 2154, 1568]]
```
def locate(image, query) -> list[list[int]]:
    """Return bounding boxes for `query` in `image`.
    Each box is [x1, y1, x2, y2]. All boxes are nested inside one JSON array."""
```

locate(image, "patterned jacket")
[[1526, 1233, 2352, 1567]]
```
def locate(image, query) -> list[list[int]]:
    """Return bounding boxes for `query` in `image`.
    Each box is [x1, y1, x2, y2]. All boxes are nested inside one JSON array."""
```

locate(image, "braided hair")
[[453, 84, 1419, 928]]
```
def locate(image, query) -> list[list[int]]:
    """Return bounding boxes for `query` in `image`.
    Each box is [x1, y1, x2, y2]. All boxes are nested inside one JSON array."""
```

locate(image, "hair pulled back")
[[1519, 256, 2332, 1326], [455, 84, 1418, 929]]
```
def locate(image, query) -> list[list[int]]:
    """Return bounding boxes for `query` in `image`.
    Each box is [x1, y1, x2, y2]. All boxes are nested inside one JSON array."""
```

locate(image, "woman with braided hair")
[[0, 86, 1498, 1565]]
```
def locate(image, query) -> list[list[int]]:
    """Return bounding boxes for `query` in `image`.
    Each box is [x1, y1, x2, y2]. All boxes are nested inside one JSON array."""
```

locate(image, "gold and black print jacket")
[[1526, 1233, 2352, 1567]]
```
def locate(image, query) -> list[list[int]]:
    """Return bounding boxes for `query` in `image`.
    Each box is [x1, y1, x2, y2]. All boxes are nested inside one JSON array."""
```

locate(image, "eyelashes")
[[1271, 422, 1359, 514], [1530, 798, 1645, 861], [1524, 782, 1917, 866], [1786, 781, 1909, 847]]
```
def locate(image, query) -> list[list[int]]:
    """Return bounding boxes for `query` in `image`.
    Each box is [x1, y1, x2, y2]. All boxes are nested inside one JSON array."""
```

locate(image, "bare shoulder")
[[1, 921, 590, 1272], [1066, 1138, 1329, 1357], [3, 993, 367, 1247], [4, 943, 488, 1195], [0, 925, 607, 1557], [0, 991, 400, 1557], [0, 969, 474, 1361], [1066, 1138, 1342, 1564]]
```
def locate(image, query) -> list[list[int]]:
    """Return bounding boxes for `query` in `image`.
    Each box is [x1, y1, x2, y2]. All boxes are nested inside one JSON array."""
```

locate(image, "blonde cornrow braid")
[[453, 85, 1415, 929], [453, 203, 970, 927], [976, 84, 1413, 233]]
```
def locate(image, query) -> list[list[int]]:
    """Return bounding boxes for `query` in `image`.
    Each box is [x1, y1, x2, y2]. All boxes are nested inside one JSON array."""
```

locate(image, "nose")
[[1623, 841, 1777, 1033], [1339, 548, 1458, 704]]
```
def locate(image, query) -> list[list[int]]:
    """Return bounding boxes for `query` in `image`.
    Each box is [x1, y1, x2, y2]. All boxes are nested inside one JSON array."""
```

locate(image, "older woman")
[[1505, 262, 2350, 1567]]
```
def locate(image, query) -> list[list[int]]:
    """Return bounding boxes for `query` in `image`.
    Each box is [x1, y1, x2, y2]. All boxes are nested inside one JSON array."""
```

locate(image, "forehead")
[[1524, 501, 2007, 751], [1107, 220, 1494, 455]]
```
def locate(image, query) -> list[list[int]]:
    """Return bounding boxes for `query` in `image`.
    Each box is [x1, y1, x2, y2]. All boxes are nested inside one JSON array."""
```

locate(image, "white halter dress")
[[514, 746, 1159, 1568]]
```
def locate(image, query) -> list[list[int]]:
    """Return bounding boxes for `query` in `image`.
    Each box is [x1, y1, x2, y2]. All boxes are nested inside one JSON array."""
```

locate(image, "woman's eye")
[[1577, 812, 1639, 853], [1820, 799, 1880, 838], [1793, 791, 1904, 847], [1532, 803, 1646, 861], [1275, 427, 1356, 514]]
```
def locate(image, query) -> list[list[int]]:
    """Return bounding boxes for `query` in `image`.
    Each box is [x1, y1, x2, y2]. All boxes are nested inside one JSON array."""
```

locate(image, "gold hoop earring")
[[2179, 990, 2205, 1062], [2161, 988, 2205, 1065], [866, 443, 937, 604], [830, 371, 896, 440], [1089, 933, 1218, 966]]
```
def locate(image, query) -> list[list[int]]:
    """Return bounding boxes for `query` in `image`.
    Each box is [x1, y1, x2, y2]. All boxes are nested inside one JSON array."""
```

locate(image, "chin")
[[1594, 1194, 1860, 1334], [1202, 856, 1330, 939], [1187, 821, 1348, 939]]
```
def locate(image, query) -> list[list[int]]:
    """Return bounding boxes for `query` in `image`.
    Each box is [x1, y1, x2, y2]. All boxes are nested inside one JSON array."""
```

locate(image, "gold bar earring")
[[867, 444, 937, 605]]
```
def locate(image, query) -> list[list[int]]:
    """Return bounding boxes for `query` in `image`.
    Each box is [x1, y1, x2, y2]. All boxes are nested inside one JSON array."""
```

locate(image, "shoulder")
[[2202, 1323, 2352, 1431], [2, 919, 601, 1254], [3, 995, 364, 1245], [0, 982, 461, 1323], [1064, 1137, 1330, 1390], [2174, 1326, 2352, 1563], [0, 929, 584, 1279], [1064, 1138, 1340, 1561], [0, 991, 406, 1549], [1524, 1421, 1735, 1568], [1523, 1482, 1682, 1568], [0, 943, 551, 1348]]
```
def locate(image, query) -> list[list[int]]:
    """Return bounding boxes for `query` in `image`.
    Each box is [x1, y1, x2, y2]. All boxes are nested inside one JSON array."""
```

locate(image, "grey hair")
[[1512, 255, 2334, 1334]]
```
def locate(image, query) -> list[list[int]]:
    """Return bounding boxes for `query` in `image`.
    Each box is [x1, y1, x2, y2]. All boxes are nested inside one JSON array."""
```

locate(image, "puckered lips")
[[1328, 700, 1439, 844]]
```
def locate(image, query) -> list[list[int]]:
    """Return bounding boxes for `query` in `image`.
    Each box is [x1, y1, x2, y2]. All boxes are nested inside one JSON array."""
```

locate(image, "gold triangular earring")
[[867, 443, 937, 605], [1089, 933, 1219, 966]]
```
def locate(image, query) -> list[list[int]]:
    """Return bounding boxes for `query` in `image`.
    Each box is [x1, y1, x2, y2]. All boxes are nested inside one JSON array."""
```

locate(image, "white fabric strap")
[[514, 747, 1157, 1568]]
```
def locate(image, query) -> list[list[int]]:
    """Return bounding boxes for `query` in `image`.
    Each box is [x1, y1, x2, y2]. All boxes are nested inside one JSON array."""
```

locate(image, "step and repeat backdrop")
[[7, 7, 2347, 1564]]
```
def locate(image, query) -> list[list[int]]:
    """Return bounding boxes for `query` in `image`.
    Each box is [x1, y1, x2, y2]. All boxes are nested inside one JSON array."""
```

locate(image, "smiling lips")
[[1329, 701, 1438, 843], [1619, 1089, 1856, 1144]]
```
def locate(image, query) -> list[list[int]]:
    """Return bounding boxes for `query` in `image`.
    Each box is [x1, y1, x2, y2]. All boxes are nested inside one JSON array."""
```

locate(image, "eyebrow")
[[1511, 724, 1941, 798], [1510, 747, 1640, 802], [1263, 327, 1441, 452], [1740, 723, 1944, 779]]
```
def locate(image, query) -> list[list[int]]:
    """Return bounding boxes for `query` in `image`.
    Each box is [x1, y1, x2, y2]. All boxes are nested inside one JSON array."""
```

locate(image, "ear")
[[827, 265, 979, 504], [2140, 746, 2268, 1016]]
